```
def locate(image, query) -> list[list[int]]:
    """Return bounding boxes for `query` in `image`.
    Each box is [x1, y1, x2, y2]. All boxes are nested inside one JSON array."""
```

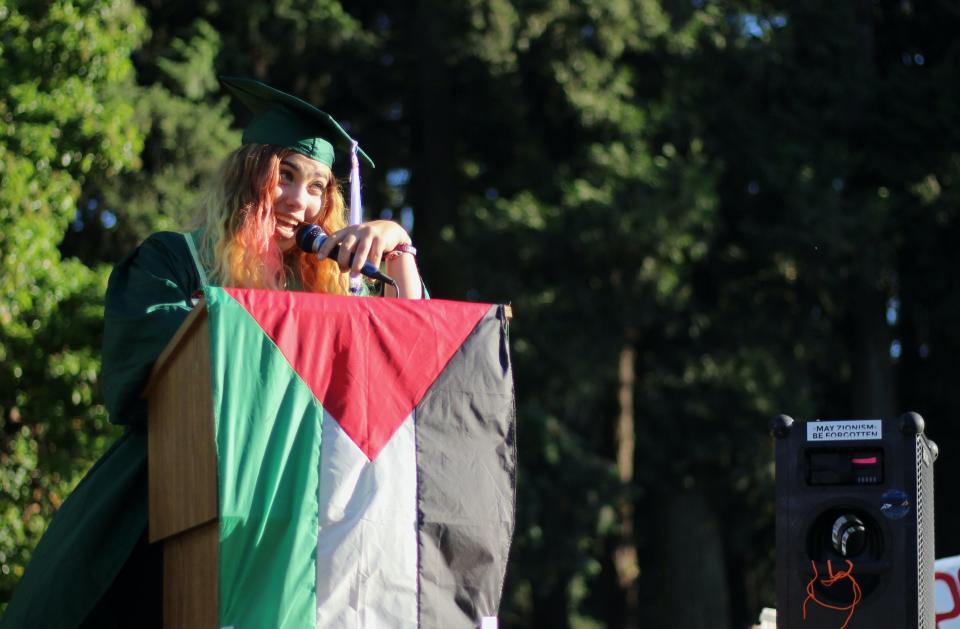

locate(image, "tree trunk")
[[613, 344, 640, 627], [655, 487, 732, 629], [407, 0, 459, 296], [848, 2, 895, 419], [850, 288, 895, 417]]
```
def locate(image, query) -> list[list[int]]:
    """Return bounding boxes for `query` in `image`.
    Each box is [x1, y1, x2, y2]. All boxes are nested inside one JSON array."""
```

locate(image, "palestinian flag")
[[205, 287, 516, 628]]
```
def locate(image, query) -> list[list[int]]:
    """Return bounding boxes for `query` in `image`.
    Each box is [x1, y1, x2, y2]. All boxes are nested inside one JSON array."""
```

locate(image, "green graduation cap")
[[220, 76, 374, 169]]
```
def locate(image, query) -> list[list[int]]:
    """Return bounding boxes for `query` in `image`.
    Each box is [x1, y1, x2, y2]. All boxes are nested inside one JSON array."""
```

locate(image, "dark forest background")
[[2, 1, 959, 627]]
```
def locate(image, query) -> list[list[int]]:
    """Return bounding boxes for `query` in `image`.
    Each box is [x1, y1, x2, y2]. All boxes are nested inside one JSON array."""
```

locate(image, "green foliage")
[[0, 0, 146, 602], [62, 18, 239, 262]]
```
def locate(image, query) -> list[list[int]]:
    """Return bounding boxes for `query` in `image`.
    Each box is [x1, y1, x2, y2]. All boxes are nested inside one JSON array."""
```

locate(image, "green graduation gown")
[[1, 232, 203, 628]]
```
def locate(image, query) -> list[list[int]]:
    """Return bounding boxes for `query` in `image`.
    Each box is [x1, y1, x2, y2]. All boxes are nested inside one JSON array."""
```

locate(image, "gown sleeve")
[[101, 231, 202, 426], [0, 232, 201, 629]]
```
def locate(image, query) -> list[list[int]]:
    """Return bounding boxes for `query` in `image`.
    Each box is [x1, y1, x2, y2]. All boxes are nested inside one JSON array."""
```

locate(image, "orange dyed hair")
[[198, 144, 350, 294]]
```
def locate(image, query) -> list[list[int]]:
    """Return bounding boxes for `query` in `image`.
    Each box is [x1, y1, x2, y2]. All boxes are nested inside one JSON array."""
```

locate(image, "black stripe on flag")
[[415, 304, 517, 628]]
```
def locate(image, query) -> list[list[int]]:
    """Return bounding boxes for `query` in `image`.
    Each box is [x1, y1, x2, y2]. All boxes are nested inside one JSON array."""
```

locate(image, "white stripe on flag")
[[316, 411, 418, 628]]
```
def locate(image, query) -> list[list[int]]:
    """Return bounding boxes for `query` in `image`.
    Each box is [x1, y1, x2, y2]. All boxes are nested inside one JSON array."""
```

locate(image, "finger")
[[316, 228, 342, 259], [337, 233, 358, 271], [351, 235, 374, 275], [368, 237, 386, 270]]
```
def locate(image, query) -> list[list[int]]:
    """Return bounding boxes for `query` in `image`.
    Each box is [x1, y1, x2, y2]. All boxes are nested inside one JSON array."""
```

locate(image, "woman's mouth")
[[275, 216, 300, 230]]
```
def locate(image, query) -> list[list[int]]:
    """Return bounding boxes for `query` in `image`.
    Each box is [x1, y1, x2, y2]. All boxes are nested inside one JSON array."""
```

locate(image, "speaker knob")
[[831, 514, 867, 557], [928, 439, 940, 462], [899, 411, 925, 436], [770, 414, 794, 439]]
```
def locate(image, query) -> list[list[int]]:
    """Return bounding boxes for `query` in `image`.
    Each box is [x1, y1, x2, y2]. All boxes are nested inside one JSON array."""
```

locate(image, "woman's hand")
[[318, 220, 422, 298], [317, 220, 410, 273]]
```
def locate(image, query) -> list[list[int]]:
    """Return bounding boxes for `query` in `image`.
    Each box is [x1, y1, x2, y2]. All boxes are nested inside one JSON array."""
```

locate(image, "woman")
[[1, 77, 419, 628], [196, 144, 420, 296], [198, 75, 421, 299]]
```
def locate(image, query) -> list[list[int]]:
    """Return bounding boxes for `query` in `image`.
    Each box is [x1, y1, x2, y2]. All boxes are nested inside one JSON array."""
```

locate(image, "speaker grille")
[[916, 436, 935, 629]]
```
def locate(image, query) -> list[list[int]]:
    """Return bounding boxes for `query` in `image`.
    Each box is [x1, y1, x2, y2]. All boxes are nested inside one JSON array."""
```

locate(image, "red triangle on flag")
[[223, 288, 492, 461]]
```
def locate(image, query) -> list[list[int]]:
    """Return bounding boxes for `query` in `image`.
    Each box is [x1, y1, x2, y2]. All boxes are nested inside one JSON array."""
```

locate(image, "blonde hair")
[[198, 144, 350, 294]]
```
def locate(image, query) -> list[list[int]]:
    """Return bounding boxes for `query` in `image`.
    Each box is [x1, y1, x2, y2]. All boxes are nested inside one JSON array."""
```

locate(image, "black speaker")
[[774, 413, 937, 629]]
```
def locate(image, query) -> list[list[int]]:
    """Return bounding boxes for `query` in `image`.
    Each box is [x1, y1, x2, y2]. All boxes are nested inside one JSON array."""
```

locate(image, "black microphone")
[[295, 223, 396, 286]]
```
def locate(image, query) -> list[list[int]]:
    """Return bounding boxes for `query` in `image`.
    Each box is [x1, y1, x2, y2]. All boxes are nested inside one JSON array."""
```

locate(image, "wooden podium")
[[141, 289, 515, 628], [144, 303, 217, 628]]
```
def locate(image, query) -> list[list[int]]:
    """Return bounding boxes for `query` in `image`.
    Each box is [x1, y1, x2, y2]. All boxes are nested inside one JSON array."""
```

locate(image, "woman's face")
[[273, 152, 332, 252]]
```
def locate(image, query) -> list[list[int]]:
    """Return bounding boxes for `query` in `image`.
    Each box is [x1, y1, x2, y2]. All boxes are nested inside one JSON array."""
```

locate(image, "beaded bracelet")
[[386, 243, 417, 260]]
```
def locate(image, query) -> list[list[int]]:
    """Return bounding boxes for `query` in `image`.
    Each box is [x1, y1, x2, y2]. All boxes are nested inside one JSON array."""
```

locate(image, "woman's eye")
[[279, 170, 293, 182], [311, 182, 326, 193]]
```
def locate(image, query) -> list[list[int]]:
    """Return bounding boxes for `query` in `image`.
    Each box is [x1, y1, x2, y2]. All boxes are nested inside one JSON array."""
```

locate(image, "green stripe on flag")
[[207, 287, 322, 629]]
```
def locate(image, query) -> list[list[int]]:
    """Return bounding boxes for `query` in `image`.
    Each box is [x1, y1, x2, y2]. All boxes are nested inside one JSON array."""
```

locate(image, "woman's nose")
[[281, 183, 308, 210]]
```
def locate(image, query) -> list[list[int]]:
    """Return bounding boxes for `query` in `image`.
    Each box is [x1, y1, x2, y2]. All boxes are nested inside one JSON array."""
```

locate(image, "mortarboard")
[[219, 75, 374, 169]]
